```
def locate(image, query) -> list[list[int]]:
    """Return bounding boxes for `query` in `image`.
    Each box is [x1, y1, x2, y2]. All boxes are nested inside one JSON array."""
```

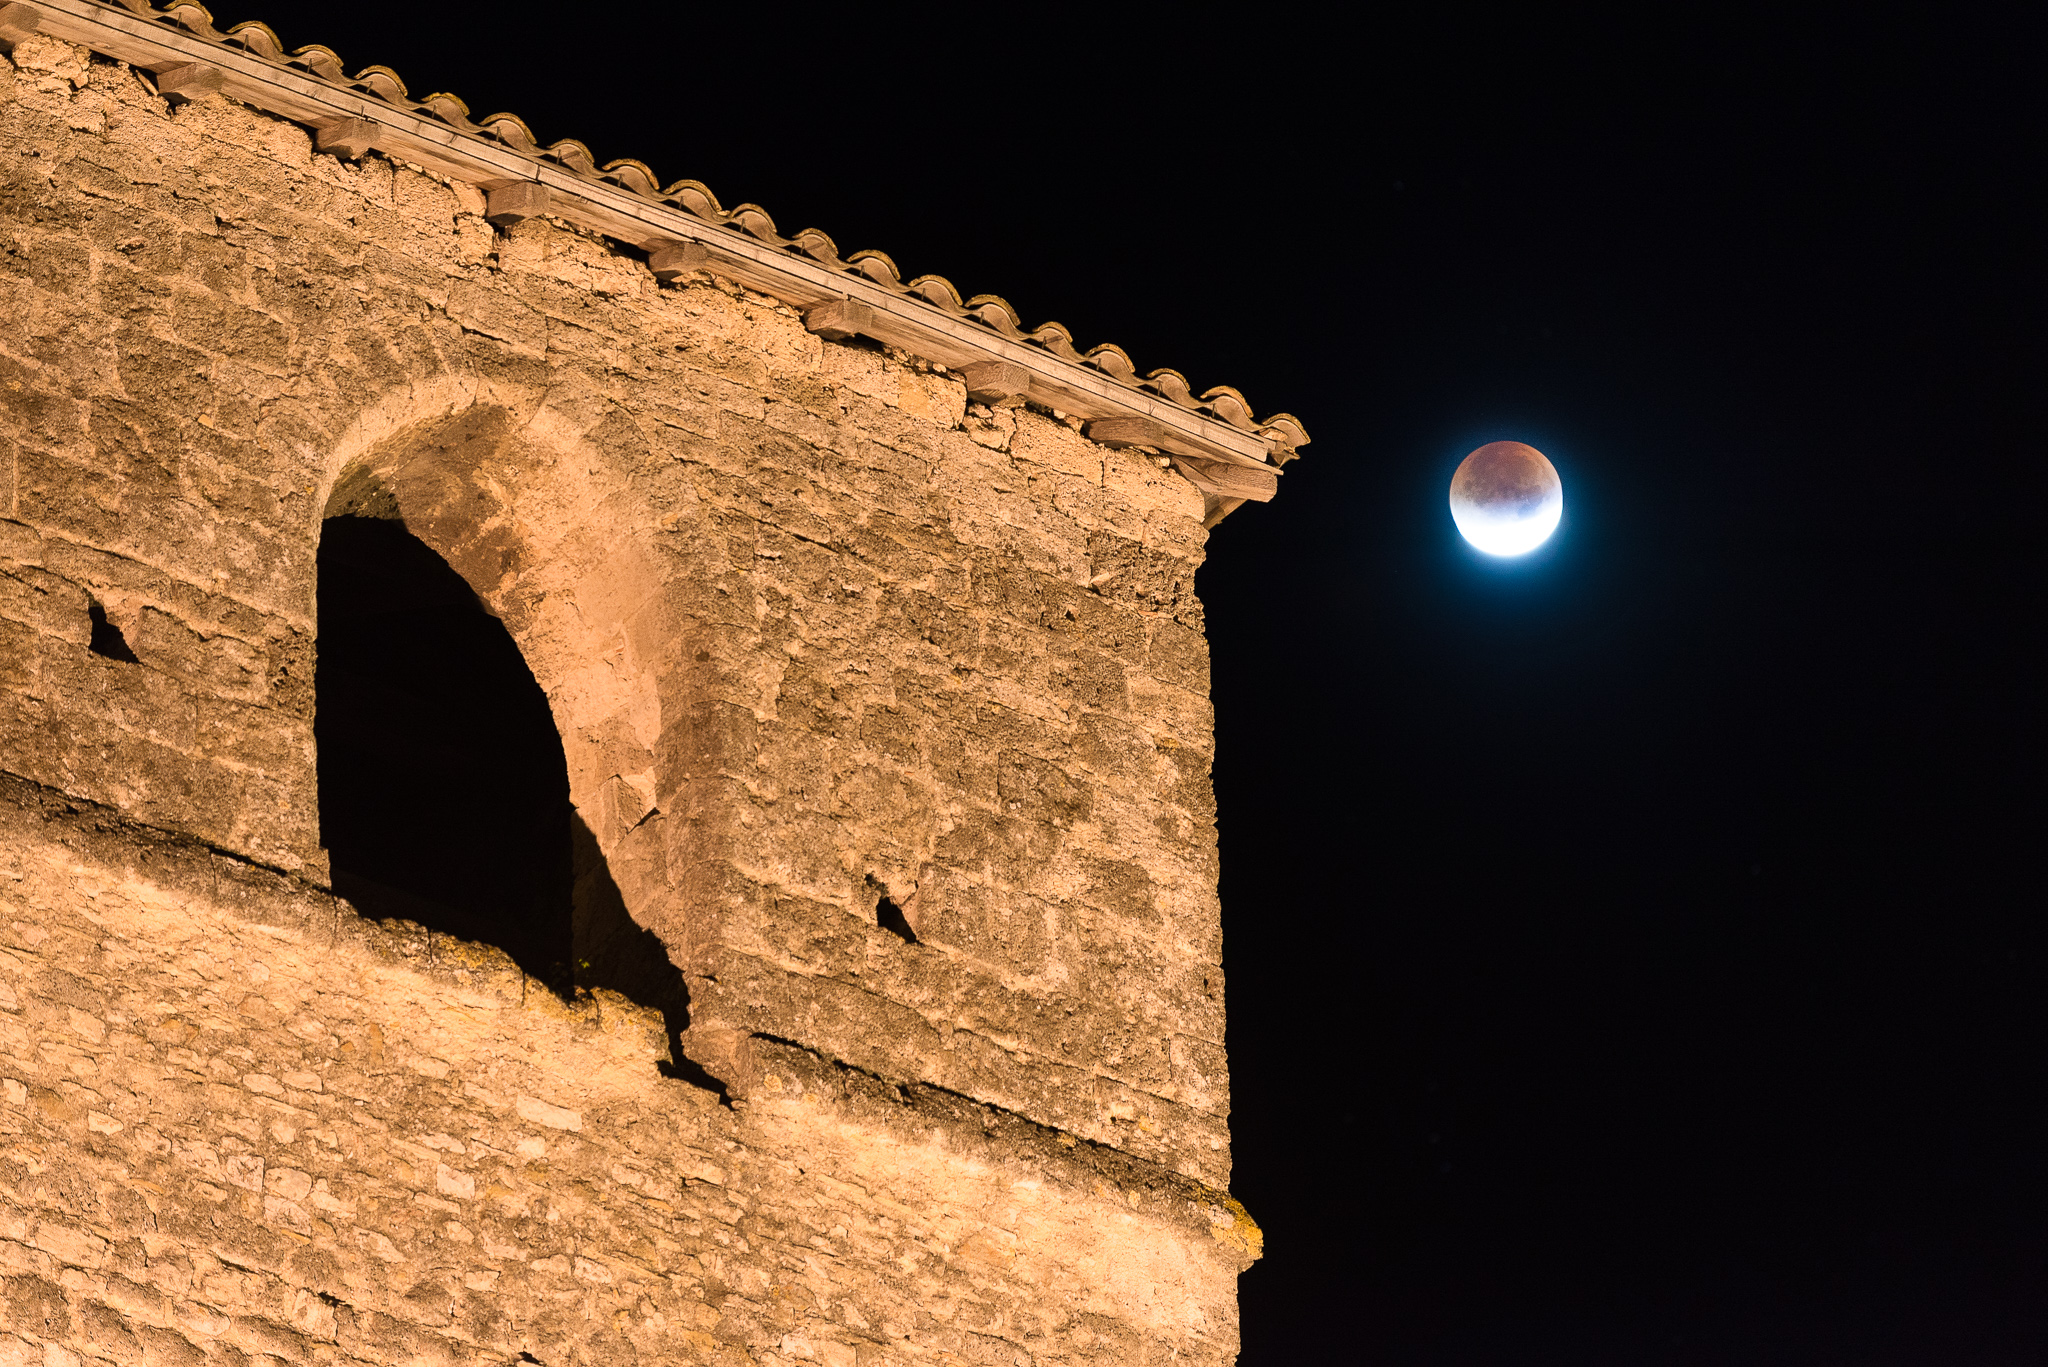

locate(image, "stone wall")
[[0, 30, 1252, 1365], [0, 783, 1255, 1366]]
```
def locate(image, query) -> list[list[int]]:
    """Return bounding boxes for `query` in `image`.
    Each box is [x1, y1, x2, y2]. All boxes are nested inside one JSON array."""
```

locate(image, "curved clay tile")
[[477, 113, 537, 151], [1257, 414, 1310, 459], [726, 205, 784, 243], [793, 229, 844, 268], [602, 159, 661, 197], [1027, 323, 1083, 363], [660, 180, 724, 220], [907, 276, 965, 312], [846, 251, 905, 290], [419, 93, 473, 126], [1199, 385, 1256, 430], [544, 140, 597, 175], [224, 21, 284, 61], [161, 2, 220, 38], [1143, 368, 1194, 405], [1084, 344, 1137, 382], [288, 45, 346, 83], [965, 295, 1024, 337], [350, 65, 408, 103]]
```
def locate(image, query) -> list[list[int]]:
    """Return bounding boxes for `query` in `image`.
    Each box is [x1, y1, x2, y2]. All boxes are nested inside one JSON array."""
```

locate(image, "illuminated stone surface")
[[0, 31, 1262, 1366]]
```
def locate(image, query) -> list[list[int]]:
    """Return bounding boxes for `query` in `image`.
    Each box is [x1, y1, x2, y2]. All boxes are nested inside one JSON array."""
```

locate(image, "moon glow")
[[1450, 441, 1564, 555]]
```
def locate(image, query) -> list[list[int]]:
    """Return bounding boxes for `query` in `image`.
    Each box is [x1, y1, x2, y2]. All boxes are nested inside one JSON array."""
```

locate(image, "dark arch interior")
[[316, 515, 576, 989], [316, 514, 710, 1089]]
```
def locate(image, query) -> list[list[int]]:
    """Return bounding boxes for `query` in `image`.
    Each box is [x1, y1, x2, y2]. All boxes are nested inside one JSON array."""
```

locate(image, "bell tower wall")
[[0, 28, 1259, 1367]]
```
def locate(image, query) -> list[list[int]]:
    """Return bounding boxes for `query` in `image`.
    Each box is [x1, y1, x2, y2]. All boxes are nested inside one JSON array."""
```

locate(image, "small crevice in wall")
[[86, 600, 140, 663], [661, 1050, 734, 1105], [868, 875, 919, 944]]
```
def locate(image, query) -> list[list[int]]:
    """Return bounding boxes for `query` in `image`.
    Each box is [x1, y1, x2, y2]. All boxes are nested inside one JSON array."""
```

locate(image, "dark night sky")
[[240, 1, 2042, 1360]]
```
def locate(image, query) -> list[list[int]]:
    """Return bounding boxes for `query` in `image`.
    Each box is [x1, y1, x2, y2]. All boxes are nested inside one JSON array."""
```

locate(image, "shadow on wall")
[[315, 515, 700, 1080]]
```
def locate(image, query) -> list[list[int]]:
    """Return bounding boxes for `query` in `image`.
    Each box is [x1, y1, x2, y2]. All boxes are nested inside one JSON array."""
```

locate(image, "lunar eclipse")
[[1449, 441, 1564, 555]]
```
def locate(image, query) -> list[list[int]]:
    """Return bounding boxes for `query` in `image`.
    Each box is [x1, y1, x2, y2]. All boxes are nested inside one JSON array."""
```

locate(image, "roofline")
[[13, 0, 1308, 521]]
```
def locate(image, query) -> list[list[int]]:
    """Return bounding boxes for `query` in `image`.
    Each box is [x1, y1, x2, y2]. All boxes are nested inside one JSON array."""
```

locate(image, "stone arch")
[[312, 384, 701, 1020]]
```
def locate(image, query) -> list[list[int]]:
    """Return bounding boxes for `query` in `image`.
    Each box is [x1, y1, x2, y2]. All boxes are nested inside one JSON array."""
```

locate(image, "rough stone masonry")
[[0, 11, 1294, 1365]]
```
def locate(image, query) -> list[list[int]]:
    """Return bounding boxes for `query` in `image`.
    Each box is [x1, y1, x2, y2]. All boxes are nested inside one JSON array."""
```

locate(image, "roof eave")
[[21, 0, 1306, 511]]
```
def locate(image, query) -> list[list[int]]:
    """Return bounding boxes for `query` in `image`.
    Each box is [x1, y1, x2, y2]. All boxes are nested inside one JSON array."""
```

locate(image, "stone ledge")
[[741, 1034, 1261, 1272]]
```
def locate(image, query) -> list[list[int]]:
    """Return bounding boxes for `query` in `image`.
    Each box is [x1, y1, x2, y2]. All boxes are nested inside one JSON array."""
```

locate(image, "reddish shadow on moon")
[[1450, 441, 1563, 555]]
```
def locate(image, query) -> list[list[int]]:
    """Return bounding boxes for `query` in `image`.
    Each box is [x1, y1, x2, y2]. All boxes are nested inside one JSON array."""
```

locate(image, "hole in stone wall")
[[317, 514, 708, 1085], [317, 515, 575, 991], [86, 601, 140, 663], [870, 877, 919, 945]]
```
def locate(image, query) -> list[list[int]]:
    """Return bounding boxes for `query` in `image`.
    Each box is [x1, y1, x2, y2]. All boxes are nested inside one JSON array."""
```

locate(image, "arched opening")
[[316, 515, 575, 990], [316, 511, 704, 1080]]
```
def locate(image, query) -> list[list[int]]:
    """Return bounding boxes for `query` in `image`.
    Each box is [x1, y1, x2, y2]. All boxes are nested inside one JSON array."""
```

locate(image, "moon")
[[1449, 441, 1563, 555]]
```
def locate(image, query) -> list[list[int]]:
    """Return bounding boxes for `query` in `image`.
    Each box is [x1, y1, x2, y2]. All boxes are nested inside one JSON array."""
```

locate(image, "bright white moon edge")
[[1450, 498, 1564, 556]]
